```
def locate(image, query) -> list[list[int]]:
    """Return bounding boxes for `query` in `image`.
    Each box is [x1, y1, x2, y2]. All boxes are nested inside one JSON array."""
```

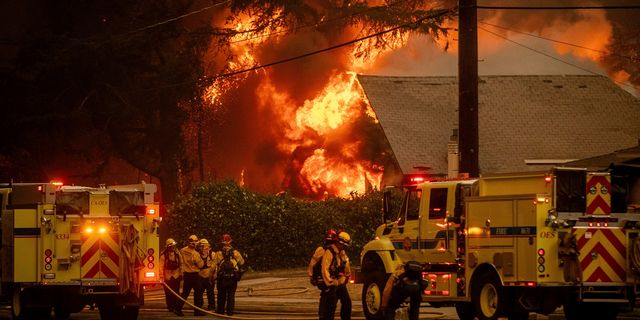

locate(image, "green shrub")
[[165, 180, 395, 271]]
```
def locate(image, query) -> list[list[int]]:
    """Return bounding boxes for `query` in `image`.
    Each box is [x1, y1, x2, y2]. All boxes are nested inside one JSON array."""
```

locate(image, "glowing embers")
[[422, 272, 452, 296]]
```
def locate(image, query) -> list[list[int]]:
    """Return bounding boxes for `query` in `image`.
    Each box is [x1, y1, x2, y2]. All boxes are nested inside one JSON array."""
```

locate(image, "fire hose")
[[161, 281, 446, 319], [121, 224, 143, 295]]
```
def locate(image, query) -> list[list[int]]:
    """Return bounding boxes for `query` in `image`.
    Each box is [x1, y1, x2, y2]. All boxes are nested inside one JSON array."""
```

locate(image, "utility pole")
[[458, 0, 479, 177]]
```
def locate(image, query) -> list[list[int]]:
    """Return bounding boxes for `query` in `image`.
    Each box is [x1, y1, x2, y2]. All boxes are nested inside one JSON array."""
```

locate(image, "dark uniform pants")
[[319, 285, 337, 320], [178, 272, 204, 315], [200, 276, 215, 309], [217, 277, 238, 315], [336, 285, 352, 320], [163, 276, 182, 311], [383, 288, 421, 320]]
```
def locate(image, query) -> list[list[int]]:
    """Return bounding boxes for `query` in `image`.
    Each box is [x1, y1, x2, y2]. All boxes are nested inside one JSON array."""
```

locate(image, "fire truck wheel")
[[53, 306, 71, 320], [473, 273, 505, 320], [563, 301, 618, 320], [98, 303, 121, 320], [455, 302, 475, 320], [10, 287, 23, 319], [9, 287, 47, 320], [122, 305, 140, 320], [361, 270, 388, 320]]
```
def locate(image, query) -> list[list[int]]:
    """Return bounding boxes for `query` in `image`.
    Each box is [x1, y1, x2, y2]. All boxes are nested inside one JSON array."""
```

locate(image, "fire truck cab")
[[358, 166, 640, 320], [0, 182, 161, 320]]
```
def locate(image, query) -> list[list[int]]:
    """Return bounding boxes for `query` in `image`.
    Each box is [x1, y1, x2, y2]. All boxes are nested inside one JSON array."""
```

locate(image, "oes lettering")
[[55, 234, 70, 240], [539, 231, 555, 239]]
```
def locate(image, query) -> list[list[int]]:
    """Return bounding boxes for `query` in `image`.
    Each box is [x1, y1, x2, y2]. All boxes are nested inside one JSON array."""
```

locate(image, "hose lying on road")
[[162, 281, 445, 319], [246, 286, 309, 297]]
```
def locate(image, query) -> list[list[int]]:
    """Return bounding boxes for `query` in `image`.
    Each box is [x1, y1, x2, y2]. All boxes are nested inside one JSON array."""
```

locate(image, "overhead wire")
[[146, 7, 453, 90], [228, 0, 414, 45], [478, 21, 640, 63], [116, 0, 231, 38], [477, 25, 636, 89], [477, 4, 640, 10]]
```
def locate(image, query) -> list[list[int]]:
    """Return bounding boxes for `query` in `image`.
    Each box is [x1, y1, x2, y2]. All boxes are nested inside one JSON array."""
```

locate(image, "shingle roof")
[[357, 74, 640, 175]]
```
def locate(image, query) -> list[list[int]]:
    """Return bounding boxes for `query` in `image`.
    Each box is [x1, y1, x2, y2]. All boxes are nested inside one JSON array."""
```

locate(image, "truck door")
[[420, 185, 457, 263], [385, 187, 422, 262]]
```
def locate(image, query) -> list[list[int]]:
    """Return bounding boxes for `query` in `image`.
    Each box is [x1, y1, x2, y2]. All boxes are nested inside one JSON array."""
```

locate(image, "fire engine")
[[0, 182, 161, 320], [357, 166, 640, 320]]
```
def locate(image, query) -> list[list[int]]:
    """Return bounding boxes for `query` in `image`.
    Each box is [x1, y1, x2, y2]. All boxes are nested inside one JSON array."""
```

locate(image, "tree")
[[0, 0, 454, 205]]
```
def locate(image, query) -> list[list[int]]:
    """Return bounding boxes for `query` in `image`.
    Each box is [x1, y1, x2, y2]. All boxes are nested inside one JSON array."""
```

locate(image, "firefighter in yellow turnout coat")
[[319, 231, 352, 320], [175, 235, 205, 316], [197, 238, 217, 310], [213, 234, 245, 316], [161, 238, 183, 314]]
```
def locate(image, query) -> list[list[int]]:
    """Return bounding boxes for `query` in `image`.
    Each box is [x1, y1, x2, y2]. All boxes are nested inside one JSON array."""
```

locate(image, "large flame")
[[193, 2, 636, 199], [198, 14, 387, 199]]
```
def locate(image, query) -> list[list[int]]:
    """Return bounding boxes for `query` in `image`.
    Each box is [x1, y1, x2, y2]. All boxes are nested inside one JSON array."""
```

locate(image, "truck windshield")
[[110, 191, 146, 216], [55, 192, 90, 215]]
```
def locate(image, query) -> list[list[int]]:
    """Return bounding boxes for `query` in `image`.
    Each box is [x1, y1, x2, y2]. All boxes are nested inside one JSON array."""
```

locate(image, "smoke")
[[194, 0, 639, 198]]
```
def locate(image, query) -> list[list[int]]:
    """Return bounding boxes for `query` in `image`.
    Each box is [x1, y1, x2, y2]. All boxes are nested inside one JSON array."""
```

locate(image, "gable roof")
[[358, 74, 640, 175]]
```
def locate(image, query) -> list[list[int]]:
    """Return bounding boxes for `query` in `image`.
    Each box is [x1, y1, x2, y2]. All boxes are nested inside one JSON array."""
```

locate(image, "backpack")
[[310, 246, 337, 288], [218, 248, 244, 281], [164, 250, 180, 270]]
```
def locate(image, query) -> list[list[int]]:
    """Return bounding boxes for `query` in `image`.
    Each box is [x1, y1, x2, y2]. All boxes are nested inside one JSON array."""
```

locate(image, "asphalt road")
[[2, 269, 640, 319]]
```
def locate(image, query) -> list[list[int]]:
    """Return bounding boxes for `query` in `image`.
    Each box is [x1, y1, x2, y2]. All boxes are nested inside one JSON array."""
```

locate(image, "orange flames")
[[286, 73, 382, 198], [255, 71, 383, 198], [201, 15, 385, 199], [197, 3, 631, 199]]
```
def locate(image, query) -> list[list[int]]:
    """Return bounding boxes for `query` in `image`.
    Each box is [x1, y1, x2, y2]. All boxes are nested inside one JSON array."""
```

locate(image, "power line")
[[200, 9, 454, 83], [477, 26, 636, 89], [118, 0, 231, 38], [478, 21, 640, 62], [477, 5, 640, 10], [228, 0, 412, 45]]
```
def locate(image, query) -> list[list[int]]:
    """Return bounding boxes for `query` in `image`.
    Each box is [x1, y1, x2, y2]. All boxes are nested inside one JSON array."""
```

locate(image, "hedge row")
[[166, 181, 400, 271]]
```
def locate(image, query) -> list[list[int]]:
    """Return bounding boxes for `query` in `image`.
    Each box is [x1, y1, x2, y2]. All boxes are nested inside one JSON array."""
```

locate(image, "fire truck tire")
[[53, 306, 71, 320], [563, 301, 618, 320], [361, 270, 388, 320], [98, 303, 120, 320], [10, 287, 23, 320], [122, 305, 140, 320], [9, 287, 49, 320], [455, 302, 475, 320], [472, 273, 505, 320]]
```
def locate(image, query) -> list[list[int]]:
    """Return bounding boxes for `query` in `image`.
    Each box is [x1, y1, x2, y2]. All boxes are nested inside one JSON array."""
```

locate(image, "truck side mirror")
[[382, 190, 391, 223], [447, 215, 462, 224]]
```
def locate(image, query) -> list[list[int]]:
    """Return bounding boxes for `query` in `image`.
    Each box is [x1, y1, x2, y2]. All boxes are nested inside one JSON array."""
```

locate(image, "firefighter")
[[213, 233, 245, 316], [175, 234, 205, 317], [380, 261, 425, 320], [197, 238, 217, 311], [160, 238, 183, 314], [309, 229, 351, 320], [319, 231, 352, 320]]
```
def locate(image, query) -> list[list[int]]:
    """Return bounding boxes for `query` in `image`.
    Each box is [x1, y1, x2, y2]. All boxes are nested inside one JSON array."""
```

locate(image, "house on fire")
[[357, 74, 640, 185]]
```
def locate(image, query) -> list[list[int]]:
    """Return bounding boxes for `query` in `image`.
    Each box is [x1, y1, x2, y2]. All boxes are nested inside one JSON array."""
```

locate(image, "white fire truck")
[[0, 182, 161, 320], [357, 166, 640, 320]]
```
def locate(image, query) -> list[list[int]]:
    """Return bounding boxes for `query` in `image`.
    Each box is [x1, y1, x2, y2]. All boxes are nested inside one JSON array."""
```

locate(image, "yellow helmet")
[[337, 232, 351, 247], [165, 238, 177, 247], [198, 238, 210, 247], [188, 234, 198, 243]]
